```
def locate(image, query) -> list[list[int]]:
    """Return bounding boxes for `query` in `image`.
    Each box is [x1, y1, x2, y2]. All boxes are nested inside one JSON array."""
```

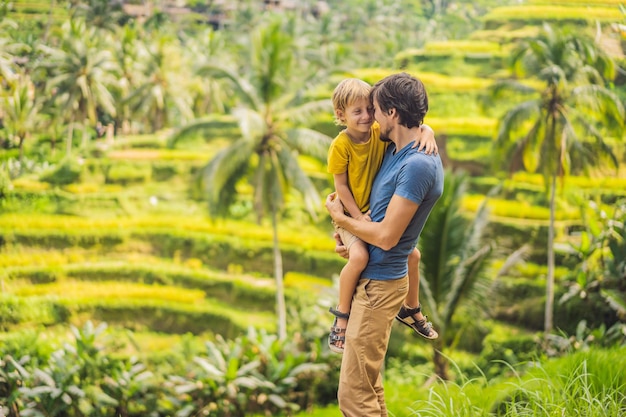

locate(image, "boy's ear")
[[335, 109, 345, 122]]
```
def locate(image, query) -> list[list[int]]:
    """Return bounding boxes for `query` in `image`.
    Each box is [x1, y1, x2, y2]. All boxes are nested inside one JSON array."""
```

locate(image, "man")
[[325, 72, 444, 416]]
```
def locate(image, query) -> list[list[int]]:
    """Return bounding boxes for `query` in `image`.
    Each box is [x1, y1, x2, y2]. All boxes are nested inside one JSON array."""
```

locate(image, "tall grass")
[[296, 348, 626, 416], [402, 349, 626, 416]]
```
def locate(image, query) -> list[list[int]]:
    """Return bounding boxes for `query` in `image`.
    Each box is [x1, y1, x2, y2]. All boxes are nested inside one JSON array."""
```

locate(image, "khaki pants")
[[338, 276, 408, 417]]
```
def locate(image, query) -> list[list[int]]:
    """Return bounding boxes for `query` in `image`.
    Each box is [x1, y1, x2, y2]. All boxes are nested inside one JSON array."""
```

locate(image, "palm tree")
[[418, 173, 495, 380], [169, 17, 332, 340], [38, 19, 118, 155], [124, 31, 193, 133], [0, 77, 44, 164], [69, 0, 124, 33], [0, 24, 17, 86], [492, 24, 625, 336]]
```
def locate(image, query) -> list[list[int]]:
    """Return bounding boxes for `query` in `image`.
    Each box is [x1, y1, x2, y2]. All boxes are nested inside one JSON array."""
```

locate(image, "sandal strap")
[[416, 316, 433, 328], [329, 333, 345, 342], [329, 306, 350, 319], [401, 304, 422, 317], [330, 326, 346, 333]]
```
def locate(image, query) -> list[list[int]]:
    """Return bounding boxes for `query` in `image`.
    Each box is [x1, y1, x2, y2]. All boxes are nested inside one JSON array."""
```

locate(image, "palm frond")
[[601, 289, 626, 319], [280, 99, 333, 125], [490, 79, 537, 100], [522, 118, 546, 173], [495, 99, 541, 148], [443, 243, 493, 327], [200, 138, 254, 218], [570, 85, 625, 131], [275, 145, 321, 220], [167, 115, 238, 148], [284, 128, 333, 162], [495, 244, 531, 279], [197, 63, 260, 110], [420, 173, 470, 305], [232, 107, 266, 143]]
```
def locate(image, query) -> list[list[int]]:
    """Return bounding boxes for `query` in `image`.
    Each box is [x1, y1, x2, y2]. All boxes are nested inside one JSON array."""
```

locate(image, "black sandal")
[[328, 307, 350, 354], [396, 304, 439, 340]]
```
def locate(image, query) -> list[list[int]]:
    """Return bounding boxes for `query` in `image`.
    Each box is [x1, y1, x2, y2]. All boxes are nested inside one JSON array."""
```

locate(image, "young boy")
[[327, 78, 439, 354]]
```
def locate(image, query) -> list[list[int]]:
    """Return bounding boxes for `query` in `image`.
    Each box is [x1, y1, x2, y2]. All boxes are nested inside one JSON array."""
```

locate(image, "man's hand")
[[325, 192, 345, 221], [334, 232, 349, 259]]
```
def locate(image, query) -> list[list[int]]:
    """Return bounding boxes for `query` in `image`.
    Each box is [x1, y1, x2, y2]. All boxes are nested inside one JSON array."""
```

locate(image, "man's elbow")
[[378, 235, 399, 251]]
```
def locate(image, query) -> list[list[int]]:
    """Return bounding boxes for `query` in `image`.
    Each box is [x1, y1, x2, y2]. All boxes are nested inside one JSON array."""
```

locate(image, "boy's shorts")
[[332, 221, 361, 251]]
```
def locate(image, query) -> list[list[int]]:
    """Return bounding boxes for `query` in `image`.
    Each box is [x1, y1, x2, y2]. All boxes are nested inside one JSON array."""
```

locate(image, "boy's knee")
[[349, 245, 369, 268]]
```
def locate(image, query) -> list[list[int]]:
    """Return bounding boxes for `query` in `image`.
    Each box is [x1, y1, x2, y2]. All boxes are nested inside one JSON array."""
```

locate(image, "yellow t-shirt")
[[327, 122, 387, 213]]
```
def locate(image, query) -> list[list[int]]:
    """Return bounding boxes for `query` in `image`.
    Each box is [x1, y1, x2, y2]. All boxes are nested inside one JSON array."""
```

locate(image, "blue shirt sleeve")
[[395, 154, 434, 205]]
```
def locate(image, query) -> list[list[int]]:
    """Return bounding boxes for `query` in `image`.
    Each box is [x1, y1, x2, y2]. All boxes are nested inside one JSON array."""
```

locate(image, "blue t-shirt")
[[361, 142, 444, 280]]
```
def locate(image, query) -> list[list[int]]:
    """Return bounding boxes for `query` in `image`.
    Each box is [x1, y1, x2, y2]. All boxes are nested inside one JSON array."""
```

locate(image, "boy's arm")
[[412, 124, 438, 155], [334, 173, 365, 220]]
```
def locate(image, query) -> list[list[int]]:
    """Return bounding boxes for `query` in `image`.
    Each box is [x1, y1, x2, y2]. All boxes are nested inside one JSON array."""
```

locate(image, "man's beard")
[[380, 126, 392, 142]]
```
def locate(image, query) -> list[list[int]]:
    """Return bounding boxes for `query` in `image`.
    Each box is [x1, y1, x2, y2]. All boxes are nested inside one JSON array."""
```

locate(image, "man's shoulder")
[[405, 151, 443, 176]]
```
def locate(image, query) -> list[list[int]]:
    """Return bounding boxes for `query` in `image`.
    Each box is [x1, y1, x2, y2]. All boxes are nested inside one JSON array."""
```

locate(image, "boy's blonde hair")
[[332, 78, 372, 126]]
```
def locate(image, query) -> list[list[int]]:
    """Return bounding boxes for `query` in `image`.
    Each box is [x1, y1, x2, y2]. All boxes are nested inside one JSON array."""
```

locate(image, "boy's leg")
[[405, 247, 421, 309], [337, 239, 369, 315], [330, 229, 368, 352], [398, 248, 438, 339]]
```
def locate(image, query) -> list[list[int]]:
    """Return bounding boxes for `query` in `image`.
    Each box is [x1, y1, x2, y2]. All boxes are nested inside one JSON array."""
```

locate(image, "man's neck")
[[392, 126, 421, 151]]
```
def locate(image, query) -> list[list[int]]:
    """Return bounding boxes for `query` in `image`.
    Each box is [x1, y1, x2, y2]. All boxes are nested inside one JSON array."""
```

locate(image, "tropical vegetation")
[[0, 0, 625, 415]]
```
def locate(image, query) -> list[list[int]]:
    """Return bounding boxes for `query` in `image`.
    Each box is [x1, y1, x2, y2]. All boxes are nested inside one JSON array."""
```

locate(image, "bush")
[[105, 162, 151, 185], [151, 161, 182, 181], [7, 266, 60, 284], [0, 295, 70, 330], [5, 229, 126, 249], [477, 331, 541, 378], [40, 159, 82, 185]]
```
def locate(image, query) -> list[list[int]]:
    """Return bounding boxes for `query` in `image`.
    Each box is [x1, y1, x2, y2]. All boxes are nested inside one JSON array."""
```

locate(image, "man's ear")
[[388, 108, 396, 117]]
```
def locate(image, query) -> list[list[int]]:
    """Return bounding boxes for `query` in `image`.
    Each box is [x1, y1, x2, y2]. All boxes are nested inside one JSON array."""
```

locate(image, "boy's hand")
[[357, 211, 372, 222], [325, 192, 345, 221], [413, 124, 438, 155]]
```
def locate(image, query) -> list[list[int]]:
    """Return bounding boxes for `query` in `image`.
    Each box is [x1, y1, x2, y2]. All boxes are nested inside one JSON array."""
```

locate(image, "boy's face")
[[337, 97, 373, 137]]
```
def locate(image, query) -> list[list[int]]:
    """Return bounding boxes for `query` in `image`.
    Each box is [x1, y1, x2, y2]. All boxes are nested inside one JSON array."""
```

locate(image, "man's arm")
[[326, 192, 419, 251]]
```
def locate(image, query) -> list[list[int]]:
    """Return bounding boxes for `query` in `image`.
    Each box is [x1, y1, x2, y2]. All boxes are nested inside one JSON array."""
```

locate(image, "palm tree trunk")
[[544, 173, 557, 336], [66, 118, 75, 156], [271, 207, 287, 340], [81, 119, 90, 151], [18, 136, 24, 164], [432, 342, 449, 381]]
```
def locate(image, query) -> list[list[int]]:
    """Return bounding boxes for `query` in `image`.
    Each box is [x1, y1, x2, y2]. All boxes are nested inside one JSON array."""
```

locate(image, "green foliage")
[[484, 5, 623, 28], [150, 161, 181, 181], [104, 162, 151, 185], [2, 321, 334, 417], [478, 331, 541, 378], [40, 159, 83, 185], [167, 327, 330, 416], [0, 294, 70, 330], [3, 229, 126, 249]]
